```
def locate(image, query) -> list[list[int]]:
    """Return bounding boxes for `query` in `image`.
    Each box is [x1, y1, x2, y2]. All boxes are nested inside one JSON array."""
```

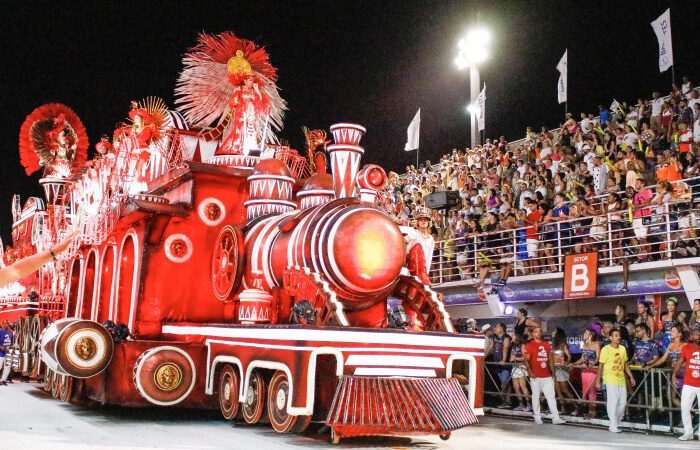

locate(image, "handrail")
[[430, 197, 700, 285], [480, 360, 697, 435]]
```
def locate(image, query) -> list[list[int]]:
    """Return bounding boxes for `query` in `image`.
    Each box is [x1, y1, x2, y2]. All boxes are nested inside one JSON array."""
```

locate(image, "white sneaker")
[[524, 405, 532, 412], [678, 434, 694, 441], [609, 426, 621, 433], [534, 418, 543, 425], [552, 418, 566, 425]]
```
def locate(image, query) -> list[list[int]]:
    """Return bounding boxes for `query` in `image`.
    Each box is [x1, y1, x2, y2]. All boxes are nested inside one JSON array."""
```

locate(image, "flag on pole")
[[556, 50, 567, 104], [650, 8, 673, 73], [404, 109, 420, 151], [476, 86, 486, 131]]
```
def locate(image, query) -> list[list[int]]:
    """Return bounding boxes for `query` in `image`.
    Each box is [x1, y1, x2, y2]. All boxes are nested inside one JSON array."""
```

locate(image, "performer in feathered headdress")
[[19, 104, 88, 178], [175, 32, 286, 156]]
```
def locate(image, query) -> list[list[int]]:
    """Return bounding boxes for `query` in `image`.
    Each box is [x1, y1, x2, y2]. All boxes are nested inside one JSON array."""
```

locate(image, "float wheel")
[[292, 414, 312, 434], [51, 373, 61, 398], [43, 368, 53, 391], [439, 432, 451, 440], [59, 375, 73, 402], [267, 371, 297, 433], [242, 370, 267, 424], [218, 364, 241, 420]]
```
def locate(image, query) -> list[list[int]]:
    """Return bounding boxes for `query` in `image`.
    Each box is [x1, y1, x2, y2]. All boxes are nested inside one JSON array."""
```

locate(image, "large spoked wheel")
[[292, 414, 312, 434], [51, 373, 61, 399], [43, 368, 53, 392], [267, 371, 297, 433], [211, 226, 244, 302], [59, 375, 73, 402], [219, 365, 241, 420], [242, 370, 267, 424]]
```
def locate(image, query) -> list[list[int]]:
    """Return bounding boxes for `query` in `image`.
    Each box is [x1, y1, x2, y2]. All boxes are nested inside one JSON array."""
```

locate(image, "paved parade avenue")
[[0, 383, 695, 450]]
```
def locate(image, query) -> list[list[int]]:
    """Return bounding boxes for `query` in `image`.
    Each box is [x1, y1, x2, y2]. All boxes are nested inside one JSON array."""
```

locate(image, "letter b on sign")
[[563, 252, 598, 299], [571, 264, 589, 292]]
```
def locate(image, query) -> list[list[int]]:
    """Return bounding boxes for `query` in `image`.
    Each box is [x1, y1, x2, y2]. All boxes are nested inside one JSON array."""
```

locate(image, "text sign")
[[563, 252, 598, 299]]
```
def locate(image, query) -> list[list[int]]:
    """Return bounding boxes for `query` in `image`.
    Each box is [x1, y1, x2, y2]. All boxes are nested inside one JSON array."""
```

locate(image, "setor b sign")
[[563, 252, 598, 299]]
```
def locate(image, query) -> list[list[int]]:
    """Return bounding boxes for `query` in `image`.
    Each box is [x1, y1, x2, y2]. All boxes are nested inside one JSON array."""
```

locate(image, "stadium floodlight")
[[455, 26, 491, 148]]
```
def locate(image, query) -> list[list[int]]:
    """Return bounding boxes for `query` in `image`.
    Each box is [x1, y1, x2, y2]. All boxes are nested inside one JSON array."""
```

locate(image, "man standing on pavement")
[[0, 320, 13, 385], [523, 326, 566, 425], [596, 329, 635, 433], [673, 328, 700, 441]]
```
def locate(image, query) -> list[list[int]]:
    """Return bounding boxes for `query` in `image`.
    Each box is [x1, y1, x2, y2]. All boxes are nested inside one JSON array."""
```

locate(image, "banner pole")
[[671, 65, 676, 88], [416, 148, 419, 168]]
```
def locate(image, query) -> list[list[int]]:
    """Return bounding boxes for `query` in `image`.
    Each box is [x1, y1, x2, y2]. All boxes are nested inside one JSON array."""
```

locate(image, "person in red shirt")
[[523, 326, 565, 425], [673, 328, 700, 441], [522, 199, 542, 274]]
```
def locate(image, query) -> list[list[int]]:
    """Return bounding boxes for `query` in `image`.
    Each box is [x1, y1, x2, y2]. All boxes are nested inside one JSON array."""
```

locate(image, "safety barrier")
[[482, 360, 699, 435]]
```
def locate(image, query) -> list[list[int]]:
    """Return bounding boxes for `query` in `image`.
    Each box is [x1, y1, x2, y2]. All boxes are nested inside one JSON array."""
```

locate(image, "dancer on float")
[[400, 208, 435, 330]]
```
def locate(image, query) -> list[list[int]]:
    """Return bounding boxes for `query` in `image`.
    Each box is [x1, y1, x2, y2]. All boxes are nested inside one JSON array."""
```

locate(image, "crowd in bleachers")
[[385, 78, 700, 284]]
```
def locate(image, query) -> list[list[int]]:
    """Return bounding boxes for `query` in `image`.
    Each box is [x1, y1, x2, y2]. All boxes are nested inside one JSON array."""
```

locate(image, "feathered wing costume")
[[175, 32, 286, 154], [19, 103, 88, 177]]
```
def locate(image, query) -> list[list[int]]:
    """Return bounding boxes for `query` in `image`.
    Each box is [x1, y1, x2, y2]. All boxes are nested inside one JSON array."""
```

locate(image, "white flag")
[[404, 109, 420, 151], [651, 8, 673, 73], [476, 86, 486, 131], [556, 50, 567, 104]]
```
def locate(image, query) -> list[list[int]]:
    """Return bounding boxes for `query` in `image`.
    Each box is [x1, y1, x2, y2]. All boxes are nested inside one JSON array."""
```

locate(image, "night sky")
[[1, 1, 698, 243]]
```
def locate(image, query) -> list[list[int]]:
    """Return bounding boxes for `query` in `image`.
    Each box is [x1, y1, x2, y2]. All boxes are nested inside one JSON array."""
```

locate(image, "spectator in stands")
[[576, 328, 601, 419], [600, 321, 613, 347], [551, 327, 578, 415], [596, 329, 635, 433], [524, 326, 566, 425], [632, 177, 653, 259], [599, 105, 610, 127], [514, 308, 539, 339], [632, 323, 661, 368], [651, 91, 663, 131], [649, 323, 685, 407], [492, 323, 513, 408], [482, 324, 494, 359], [690, 299, 700, 331], [673, 328, 700, 441], [509, 332, 532, 412], [613, 304, 630, 329], [0, 320, 13, 386], [635, 301, 656, 334]]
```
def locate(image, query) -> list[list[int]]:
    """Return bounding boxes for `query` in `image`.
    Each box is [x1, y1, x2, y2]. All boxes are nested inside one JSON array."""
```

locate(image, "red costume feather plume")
[[19, 103, 88, 176], [175, 32, 286, 142]]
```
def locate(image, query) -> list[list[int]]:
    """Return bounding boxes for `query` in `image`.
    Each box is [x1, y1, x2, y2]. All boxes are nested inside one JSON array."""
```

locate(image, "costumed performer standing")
[[400, 207, 435, 330]]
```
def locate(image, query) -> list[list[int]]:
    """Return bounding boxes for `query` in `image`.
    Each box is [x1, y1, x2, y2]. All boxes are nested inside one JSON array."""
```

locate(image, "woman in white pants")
[[673, 328, 700, 441]]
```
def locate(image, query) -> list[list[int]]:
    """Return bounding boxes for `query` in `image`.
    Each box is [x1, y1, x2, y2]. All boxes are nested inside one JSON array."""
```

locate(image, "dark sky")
[[1, 1, 698, 243]]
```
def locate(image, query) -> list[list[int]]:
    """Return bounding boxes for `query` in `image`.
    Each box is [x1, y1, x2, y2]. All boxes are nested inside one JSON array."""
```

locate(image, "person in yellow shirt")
[[596, 329, 635, 433]]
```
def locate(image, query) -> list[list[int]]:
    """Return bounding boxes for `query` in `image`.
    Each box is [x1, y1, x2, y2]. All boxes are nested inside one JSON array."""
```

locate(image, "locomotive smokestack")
[[328, 123, 366, 198]]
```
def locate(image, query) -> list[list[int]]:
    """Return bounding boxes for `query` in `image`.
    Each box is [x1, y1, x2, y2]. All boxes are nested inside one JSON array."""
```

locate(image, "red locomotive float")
[[0, 32, 484, 443]]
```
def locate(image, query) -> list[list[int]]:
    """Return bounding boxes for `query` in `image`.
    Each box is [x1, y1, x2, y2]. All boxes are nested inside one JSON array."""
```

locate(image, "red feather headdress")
[[19, 103, 88, 176], [175, 32, 286, 142]]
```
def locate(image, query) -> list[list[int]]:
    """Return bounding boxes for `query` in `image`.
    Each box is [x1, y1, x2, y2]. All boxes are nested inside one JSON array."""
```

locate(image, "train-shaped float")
[[0, 32, 484, 443]]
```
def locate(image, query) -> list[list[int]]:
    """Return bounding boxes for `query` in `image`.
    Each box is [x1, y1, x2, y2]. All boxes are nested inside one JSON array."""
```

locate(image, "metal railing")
[[430, 180, 700, 285], [482, 360, 698, 435]]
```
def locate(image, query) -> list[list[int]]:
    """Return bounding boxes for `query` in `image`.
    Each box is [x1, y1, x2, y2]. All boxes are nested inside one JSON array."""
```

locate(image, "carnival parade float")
[[0, 32, 484, 443]]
